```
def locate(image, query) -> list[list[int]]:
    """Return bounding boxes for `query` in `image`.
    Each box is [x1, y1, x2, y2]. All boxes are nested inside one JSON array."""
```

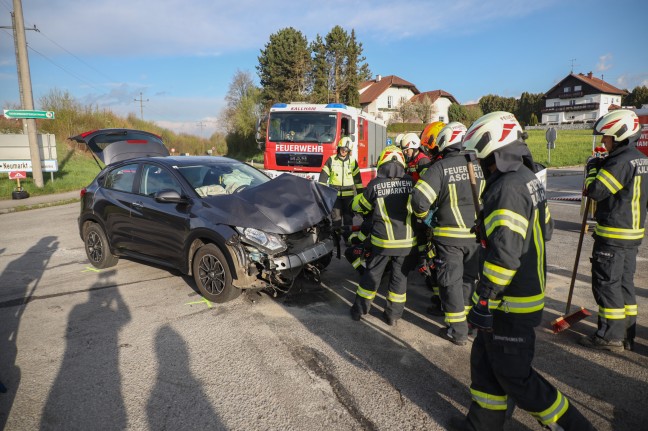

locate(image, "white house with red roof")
[[359, 74, 458, 124], [541, 72, 627, 124]]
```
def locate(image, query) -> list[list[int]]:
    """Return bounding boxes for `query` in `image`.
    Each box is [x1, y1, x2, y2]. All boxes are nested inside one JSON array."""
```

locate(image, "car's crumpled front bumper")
[[272, 237, 334, 273]]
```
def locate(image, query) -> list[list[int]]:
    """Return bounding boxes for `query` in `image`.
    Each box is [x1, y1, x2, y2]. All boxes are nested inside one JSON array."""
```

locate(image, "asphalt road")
[[0, 170, 647, 430]]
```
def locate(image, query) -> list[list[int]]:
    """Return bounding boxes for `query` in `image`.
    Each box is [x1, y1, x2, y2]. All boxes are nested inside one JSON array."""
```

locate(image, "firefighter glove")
[[347, 231, 361, 245], [417, 256, 431, 277], [468, 284, 496, 331]]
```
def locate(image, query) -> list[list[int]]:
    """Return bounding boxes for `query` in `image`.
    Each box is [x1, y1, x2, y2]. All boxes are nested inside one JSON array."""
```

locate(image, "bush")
[[387, 123, 425, 134]]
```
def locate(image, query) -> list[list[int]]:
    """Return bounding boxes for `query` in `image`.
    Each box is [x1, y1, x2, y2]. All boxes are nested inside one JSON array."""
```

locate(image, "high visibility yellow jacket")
[[585, 144, 648, 247], [411, 151, 484, 245], [477, 163, 553, 326], [318, 154, 363, 197]]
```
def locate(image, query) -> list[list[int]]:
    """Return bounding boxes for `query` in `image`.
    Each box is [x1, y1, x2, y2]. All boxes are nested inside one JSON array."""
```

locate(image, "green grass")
[[0, 129, 596, 201], [526, 129, 595, 167]]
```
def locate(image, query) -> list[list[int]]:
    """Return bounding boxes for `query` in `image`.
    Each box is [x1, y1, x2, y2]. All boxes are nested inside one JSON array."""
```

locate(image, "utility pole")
[[134, 92, 149, 120], [12, 0, 43, 187], [196, 121, 206, 135]]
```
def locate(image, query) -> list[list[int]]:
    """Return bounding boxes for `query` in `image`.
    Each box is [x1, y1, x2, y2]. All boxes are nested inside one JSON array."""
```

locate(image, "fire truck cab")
[[634, 107, 648, 157], [259, 102, 387, 185]]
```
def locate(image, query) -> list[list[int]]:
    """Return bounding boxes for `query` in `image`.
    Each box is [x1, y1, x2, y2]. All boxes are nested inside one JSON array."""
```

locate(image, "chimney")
[[587, 71, 593, 79], [376, 74, 382, 82]]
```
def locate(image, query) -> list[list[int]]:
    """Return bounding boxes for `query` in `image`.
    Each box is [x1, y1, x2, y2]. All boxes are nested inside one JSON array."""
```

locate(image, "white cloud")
[[616, 73, 648, 90], [596, 54, 613, 72], [16, 0, 557, 57]]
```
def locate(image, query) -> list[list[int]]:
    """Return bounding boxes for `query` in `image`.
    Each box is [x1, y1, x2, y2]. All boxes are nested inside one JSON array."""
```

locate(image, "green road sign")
[[3, 109, 55, 120]]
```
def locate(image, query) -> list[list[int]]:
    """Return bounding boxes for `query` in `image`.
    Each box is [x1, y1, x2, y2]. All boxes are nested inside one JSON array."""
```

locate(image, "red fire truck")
[[634, 107, 648, 157], [258, 102, 387, 185]]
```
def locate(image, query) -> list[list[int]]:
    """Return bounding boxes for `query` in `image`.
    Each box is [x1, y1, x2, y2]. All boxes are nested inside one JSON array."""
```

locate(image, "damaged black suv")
[[73, 129, 337, 303]]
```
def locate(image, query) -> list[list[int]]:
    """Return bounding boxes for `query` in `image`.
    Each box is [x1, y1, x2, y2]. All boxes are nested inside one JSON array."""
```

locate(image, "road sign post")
[[546, 127, 557, 164]]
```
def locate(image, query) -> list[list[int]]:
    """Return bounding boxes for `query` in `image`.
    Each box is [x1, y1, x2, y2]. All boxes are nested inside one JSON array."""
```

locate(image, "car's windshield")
[[176, 160, 270, 197], [268, 112, 338, 143]]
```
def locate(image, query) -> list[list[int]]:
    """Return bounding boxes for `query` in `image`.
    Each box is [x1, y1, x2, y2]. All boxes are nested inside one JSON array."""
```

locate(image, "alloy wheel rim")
[[199, 254, 225, 295]]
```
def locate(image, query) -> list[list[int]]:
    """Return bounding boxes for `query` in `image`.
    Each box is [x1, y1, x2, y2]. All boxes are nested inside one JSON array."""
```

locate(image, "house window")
[[554, 101, 560, 107], [564, 87, 571, 93], [387, 96, 393, 109], [574, 85, 582, 91], [570, 100, 576, 106]]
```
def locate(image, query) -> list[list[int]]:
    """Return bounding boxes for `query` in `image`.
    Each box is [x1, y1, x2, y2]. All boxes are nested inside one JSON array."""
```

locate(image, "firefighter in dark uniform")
[[411, 122, 483, 346], [449, 112, 594, 431], [350, 146, 421, 326], [401, 132, 431, 182], [580, 109, 647, 352], [318, 137, 364, 228]]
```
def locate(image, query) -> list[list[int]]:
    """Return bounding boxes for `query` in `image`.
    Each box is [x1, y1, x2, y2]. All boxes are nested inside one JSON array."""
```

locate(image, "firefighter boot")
[[579, 334, 624, 353]]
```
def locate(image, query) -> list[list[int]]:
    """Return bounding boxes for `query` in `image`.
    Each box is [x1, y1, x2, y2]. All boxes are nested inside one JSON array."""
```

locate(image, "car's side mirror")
[[155, 189, 188, 204]]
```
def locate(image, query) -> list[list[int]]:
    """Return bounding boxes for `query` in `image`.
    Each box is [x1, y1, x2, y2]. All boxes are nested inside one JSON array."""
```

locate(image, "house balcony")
[[541, 102, 599, 113], [558, 91, 584, 98]]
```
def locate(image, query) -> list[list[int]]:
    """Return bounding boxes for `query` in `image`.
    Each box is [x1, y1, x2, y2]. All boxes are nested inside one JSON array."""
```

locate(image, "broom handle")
[[566, 196, 591, 314], [466, 157, 486, 249]]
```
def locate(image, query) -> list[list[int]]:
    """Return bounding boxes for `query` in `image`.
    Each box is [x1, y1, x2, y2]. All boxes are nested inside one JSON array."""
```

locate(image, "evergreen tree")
[[325, 26, 349, 104], [309, 35, 330, 103], [342, 29, 361, 107], [516, 92, 544, 126], [257, 27, 311, 106]]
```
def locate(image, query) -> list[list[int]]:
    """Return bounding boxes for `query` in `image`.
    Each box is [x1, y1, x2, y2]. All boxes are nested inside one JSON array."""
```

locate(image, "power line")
[[35, 28, 115, 82]]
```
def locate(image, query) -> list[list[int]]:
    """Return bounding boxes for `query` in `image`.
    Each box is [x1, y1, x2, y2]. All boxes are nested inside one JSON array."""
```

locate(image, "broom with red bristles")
[[551, 197, 592, 333]]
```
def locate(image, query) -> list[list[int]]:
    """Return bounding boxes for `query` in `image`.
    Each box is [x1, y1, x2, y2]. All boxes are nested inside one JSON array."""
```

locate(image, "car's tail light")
[[80, 187, 87, 198]]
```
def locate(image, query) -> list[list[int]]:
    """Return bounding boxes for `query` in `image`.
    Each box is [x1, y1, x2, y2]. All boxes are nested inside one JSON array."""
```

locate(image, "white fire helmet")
[[463, 111, 524, 159], [437, 122, 467, 152], [401, 133, 421, 150], [394, 133, 405, 148], [594, 109, 641, 143]]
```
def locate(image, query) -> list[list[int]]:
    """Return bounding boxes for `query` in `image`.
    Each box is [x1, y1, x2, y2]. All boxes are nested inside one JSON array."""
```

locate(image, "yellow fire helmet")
[[420, 121, 446, 153], [376, 145, 406, 168], [337, 137, 353, 150]]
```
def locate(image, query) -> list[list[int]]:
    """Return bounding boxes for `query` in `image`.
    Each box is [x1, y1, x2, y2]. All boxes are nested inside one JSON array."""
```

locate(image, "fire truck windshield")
[[268, 112, 338, 143]]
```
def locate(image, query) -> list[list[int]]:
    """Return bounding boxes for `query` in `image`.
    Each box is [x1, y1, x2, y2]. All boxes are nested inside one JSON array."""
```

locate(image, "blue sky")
[[1, 0, 647, 138]]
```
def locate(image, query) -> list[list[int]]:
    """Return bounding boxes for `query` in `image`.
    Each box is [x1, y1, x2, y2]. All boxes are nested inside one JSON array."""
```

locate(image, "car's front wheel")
[[192, 244, 241, 303], [83, 222, 119, 269]]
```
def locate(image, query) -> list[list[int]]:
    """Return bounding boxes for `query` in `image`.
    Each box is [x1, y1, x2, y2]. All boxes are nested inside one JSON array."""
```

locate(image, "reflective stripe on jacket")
[[318, 154, 363, 197], [479, 162, 553, 325], [586, 144, 648, 247], [352, 175, 419, 256], [410, 152, 484, 245]]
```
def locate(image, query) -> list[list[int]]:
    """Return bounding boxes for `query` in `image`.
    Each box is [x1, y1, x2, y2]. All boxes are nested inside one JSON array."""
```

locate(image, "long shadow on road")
[[40, 270, 131, 430], [147, 325, 223, 430], [0, 236, 58, 430], [275, 267, 532, 430]]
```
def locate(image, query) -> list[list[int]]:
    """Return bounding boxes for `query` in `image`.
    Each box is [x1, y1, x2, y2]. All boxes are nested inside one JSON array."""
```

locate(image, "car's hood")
[[201, 174, 338, 234]]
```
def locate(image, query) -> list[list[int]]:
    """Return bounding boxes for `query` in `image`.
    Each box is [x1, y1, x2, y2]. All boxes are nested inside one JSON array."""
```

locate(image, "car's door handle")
[[132, 201, 144, 209]]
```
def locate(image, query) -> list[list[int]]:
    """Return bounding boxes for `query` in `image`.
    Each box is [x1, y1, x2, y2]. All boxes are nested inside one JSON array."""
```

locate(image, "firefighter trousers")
[[466, 318, 594, 430], [353, 252, 416, 321], [435, 242, 480, 340], [591, 241, 638, 342], [331, 195, 354, 228]]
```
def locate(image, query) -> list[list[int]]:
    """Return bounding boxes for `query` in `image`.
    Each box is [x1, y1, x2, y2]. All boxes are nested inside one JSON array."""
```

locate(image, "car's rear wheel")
[[83, 222, 119, 269], [193, 244, 241, 303]]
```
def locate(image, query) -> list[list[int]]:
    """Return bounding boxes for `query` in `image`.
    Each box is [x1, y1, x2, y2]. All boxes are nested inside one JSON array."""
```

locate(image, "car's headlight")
[[236, 227, 287, 254]]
